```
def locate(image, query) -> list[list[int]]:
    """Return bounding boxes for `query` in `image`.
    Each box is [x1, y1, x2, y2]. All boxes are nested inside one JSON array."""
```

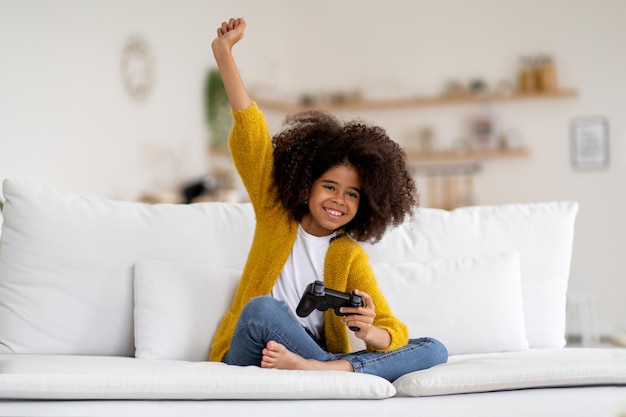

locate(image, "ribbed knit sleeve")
[[324, 236, 409, 353], [228, 103, 276, 208], [209, 104, 299, 362]]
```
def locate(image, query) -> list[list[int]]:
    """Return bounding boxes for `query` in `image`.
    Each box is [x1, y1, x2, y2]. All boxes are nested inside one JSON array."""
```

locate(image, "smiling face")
[[300, 164, 361, 237]]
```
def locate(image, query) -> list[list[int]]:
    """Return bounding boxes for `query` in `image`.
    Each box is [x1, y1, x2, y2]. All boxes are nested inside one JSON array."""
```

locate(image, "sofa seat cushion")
[[0, 355, 395, 400], [393, 348, 626, 397]]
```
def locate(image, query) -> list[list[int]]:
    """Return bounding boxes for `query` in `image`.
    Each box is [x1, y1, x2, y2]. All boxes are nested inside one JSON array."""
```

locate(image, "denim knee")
[[239, 296, 284, 323], [425, 337, 448, 366]]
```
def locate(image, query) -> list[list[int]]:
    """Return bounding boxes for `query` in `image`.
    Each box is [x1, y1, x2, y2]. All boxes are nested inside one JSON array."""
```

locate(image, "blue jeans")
[[222, 296, 448, 382]]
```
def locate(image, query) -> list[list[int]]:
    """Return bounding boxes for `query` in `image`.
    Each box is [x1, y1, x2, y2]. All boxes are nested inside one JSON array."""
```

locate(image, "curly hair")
[[272, 110, 418, 243]]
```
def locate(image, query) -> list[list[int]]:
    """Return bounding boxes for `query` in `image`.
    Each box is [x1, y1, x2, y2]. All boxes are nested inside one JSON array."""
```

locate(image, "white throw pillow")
[[393, 348, 626, 397], [134, 259, 241, 361], [372, 251, 529, 355], [0, 179, 255, 356], [363, 202, 578, 348]]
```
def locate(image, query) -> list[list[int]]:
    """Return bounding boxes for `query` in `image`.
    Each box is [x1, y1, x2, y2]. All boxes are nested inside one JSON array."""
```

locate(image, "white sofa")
[[0, 178, 624, 417]]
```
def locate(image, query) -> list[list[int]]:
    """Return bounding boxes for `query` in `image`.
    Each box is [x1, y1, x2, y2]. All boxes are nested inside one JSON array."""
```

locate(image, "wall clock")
[[120, 35, 156, 103]]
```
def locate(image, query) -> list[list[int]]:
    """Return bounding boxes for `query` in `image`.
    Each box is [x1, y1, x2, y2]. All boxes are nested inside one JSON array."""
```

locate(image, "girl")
[[209, 17, 447, 382]]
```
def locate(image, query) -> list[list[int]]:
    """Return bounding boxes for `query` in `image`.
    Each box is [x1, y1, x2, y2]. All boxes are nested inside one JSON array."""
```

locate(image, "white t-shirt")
[[272, 224, 335, 340]]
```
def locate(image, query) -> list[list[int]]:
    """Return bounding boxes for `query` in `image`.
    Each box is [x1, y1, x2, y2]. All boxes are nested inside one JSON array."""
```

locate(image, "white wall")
[[1, 0, 624, 340], [0, 0, 227, 199]]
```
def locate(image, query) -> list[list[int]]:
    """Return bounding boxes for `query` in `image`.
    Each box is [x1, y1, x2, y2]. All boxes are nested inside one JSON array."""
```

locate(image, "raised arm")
[[211, 17, 252, 111]]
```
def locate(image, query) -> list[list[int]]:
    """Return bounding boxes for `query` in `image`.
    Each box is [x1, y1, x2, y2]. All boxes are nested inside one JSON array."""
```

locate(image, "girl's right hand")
[[211, 17, 252, 111], [212, 17, 246, 52]]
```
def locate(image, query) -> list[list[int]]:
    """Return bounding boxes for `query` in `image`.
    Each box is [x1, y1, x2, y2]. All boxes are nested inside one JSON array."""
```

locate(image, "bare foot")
[[261, 341, 353, 372]]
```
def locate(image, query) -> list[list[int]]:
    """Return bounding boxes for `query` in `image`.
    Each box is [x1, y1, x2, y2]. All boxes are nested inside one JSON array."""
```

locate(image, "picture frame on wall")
[[570, 116, 610, 170]]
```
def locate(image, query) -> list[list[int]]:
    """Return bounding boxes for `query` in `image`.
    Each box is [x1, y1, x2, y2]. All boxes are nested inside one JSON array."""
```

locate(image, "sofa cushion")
[[133, 259, 241, 361], [0, 354, 395, 400], [372, 251, 529, 355], [363, 202, 578, 348], [393, 348, 626, 396], [0, 179, 577, 356], [0, 179, 255, 356]]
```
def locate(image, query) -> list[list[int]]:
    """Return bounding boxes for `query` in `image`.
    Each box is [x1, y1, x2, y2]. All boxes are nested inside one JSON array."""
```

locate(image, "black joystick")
[[296, 280, 364, 331]]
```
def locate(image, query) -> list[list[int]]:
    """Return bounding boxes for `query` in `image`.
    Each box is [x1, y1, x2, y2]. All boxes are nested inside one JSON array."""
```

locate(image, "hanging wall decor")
[[570, 116, 609, 170], [120, 34, 156, 103]]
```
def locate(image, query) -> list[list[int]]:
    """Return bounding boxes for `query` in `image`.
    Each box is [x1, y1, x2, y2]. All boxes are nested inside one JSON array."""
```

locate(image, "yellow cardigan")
[[208, 103, 408, 362]]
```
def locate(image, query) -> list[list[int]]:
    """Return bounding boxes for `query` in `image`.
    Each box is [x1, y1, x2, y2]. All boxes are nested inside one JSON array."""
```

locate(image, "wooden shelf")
[[255, 89, 578, 112], [405, 147, 530, 164]]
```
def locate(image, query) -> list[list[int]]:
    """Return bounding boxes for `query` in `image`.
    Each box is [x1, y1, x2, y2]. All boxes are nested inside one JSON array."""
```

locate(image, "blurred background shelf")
[[406, 147, 530, 164], [255, 88, 578, 112]]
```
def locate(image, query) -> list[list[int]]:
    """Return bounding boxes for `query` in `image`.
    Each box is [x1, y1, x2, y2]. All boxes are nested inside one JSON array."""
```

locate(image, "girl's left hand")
[[340, 289, 376, 339]]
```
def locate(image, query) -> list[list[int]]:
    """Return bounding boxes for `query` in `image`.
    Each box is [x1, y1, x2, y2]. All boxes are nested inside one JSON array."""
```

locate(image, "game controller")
[[296, 280, 364, 331]]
